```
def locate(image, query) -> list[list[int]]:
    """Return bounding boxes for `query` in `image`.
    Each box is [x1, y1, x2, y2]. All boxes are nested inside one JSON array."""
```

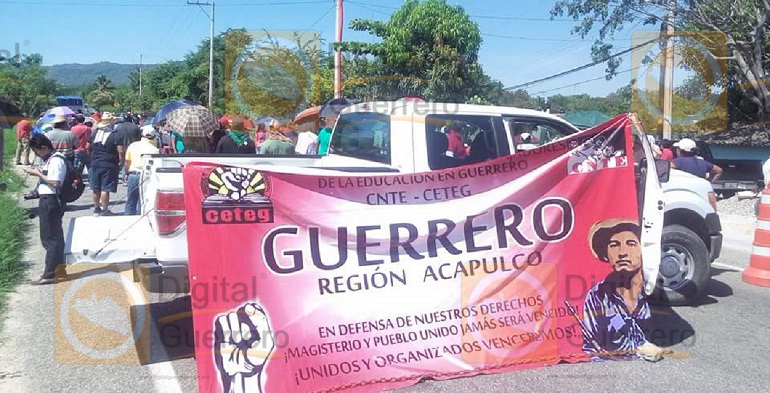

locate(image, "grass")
[[0, 129, 29, 319]]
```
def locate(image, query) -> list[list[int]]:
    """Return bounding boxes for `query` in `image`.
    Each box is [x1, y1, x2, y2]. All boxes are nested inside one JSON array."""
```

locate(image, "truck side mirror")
[[655, 159, 671, 183]]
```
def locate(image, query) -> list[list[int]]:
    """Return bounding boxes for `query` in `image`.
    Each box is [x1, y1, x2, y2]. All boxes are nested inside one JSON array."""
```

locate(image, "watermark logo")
[[225, 30, 320, 121], [632, 31, 727, 132], [0, 40, 29, 63], [55, 264, 150, 364], [460, 260, 561, 364]]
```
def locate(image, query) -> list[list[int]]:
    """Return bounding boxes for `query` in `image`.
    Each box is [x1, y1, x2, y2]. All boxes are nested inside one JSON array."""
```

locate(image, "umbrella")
[[165, 105, 219, 138], [43, 106, 75, 119], [320, 98, 357, 119], [152, 100, 198, 125], [0, 96, 21, 129], [293, 106, 321, 124]]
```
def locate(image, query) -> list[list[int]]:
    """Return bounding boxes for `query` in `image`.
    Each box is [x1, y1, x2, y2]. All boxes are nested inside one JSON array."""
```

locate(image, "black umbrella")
[[0, 96, 22, 129], [152, 100, 198, 125]]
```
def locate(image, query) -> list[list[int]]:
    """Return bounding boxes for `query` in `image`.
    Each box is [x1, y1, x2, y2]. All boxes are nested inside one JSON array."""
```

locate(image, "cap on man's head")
[[674, 138, 697, 152], [141, 125, 158, 138]]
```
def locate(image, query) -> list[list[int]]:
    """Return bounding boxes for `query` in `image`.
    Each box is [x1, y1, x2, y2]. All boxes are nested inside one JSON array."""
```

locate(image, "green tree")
[[0, 53, 58, 116], [499, 89, 537, 109], [551, 0, 770, 120], [89, 74, 115, 110], [337, 0, 485, 102]]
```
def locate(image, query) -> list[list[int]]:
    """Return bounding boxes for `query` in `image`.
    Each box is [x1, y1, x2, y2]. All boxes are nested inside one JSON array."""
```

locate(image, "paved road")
[[0, 174, 768, 393]]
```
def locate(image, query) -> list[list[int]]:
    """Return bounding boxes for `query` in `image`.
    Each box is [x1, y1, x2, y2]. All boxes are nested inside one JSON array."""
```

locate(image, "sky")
[[0, 0, 666, 97]]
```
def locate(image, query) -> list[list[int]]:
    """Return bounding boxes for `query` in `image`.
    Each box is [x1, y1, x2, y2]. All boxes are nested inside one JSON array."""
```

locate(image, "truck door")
[[633, 126, 665, 296]]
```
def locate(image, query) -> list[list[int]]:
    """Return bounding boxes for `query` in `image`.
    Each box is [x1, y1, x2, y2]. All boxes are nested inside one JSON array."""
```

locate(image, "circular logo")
[[636, 35, 723, 127], [59, 269, 146, 359], [229, 35, 317, 121]]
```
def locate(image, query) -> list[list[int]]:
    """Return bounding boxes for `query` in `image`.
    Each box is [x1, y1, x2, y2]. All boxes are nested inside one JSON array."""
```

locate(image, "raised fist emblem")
[[207, 167, 266, 200], [214, 303, 274, 393]]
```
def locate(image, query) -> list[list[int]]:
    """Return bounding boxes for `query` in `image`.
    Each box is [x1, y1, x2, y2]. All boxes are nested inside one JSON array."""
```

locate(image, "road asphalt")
[[0, 171, 767, 393]]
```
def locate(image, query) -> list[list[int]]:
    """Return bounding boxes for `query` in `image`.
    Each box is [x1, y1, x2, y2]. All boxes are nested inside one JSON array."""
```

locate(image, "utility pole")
[[188, 1, 215, 109], [139, 54, 143, 99], [658, 0, 675, 139], [334, 0, 344, 99]]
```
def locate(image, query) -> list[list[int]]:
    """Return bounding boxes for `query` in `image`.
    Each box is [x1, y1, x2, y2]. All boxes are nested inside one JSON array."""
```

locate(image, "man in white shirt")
[[24, 134, 68, 285], [294, 128, 319, 155]]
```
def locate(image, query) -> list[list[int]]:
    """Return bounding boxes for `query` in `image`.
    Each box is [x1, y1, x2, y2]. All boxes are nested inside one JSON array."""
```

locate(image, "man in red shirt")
[[446, 126, 468, 159], [659, 139, 675, 161], [14, 118, 32, 165], [70, 114, 91, 172]]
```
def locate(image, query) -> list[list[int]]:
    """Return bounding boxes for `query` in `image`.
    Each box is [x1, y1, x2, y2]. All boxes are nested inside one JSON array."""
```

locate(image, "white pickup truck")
[[65, 102, 721, 305]]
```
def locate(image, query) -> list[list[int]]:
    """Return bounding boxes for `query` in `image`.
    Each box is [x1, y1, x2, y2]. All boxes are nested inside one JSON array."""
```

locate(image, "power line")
[[308, 4, 336, 31], [481, 33, 631, 43], [504, 37, 659, 91], [530, 67, 638, 96]]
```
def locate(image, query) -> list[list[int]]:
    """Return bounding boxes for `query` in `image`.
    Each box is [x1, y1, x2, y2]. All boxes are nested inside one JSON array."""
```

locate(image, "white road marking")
[[712, 262, 745, 272], [148, 361, 184, 393], [140, 292, 184, 393]]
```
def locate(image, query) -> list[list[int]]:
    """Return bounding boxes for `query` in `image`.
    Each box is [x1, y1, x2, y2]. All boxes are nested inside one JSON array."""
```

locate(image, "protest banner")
[[183, 115, 653, 393]]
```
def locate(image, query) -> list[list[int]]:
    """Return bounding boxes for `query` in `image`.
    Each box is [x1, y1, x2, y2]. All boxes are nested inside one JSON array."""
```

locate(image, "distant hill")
[[46, 61, 159, 87]]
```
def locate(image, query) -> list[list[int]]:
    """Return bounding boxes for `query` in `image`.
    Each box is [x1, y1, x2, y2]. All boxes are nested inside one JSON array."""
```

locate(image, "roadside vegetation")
[[0, 129, 28, 319]]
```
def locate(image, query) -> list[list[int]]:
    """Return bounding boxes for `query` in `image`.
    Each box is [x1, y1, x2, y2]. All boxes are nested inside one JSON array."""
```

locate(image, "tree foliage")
[[88, 74, 115, 110], [0, 54, 58, 116], [551, 0, 770, 121], [337, 0, 486, 102]]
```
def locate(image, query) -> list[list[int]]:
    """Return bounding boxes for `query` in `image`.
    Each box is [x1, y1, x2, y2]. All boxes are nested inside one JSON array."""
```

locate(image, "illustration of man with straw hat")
[[581, 220, 657, 359]]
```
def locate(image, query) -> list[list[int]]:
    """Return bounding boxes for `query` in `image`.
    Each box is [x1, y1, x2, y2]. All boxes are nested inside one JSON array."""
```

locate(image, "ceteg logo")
[[201, 166, 274, 224]]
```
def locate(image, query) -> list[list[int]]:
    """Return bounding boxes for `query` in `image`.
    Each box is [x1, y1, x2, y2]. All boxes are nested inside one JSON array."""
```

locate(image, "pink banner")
[[184, 116, 650, 392]]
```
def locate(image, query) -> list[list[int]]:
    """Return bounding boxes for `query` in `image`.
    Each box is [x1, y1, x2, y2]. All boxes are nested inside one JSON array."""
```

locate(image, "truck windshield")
[[330, 112, 391, 164]]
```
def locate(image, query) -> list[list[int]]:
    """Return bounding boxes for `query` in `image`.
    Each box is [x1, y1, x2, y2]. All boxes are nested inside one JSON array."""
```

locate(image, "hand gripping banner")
[[183, 115, 653, 393]]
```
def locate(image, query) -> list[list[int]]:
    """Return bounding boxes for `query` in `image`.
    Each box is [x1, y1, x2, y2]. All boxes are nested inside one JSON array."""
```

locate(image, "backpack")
[[52, 153, 85, 203]]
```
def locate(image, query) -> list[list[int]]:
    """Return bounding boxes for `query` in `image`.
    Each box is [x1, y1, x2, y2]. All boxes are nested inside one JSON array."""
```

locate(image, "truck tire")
[[652, 224, 710, 306]]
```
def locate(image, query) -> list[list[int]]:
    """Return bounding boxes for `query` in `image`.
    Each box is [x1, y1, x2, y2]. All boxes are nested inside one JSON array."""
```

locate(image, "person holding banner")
[[581, 220, 655, 359]]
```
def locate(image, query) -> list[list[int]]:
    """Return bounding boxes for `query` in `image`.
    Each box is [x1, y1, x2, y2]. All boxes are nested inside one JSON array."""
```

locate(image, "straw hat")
[[588, 219, 641, 262], [97, 112, 116, 128]]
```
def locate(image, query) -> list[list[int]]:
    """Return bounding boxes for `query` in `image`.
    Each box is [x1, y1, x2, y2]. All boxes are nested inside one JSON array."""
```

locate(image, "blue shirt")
[[673, 156, 713, 179], [582, 280, 651, 356]]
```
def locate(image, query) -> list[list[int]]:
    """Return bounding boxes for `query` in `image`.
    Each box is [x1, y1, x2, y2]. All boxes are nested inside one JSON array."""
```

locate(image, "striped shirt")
[[582, 280, 651, 357], [46, 128, 78, 160]]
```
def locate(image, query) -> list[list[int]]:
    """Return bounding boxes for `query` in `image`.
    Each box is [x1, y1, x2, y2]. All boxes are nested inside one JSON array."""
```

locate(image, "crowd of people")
[[649, 136, 723, 183], [12, 108, 341, 284]]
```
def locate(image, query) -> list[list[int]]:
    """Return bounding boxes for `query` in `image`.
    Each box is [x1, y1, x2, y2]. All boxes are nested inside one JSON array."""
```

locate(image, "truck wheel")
[[652, 224, 710, 306]]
